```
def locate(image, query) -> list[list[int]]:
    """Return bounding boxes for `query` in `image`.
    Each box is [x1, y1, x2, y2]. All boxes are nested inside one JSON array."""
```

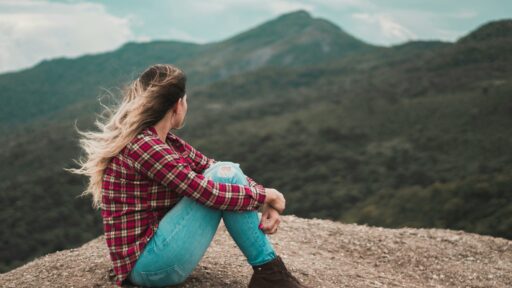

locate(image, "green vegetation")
[[0, 10, 511, 273]]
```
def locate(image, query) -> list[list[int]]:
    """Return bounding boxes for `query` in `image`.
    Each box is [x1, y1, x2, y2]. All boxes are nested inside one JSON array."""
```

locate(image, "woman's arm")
[[179, 136, 261, 188], [126, 134, 266, 211], [245, 175, 261, 188], [177, 137, 216, 173]]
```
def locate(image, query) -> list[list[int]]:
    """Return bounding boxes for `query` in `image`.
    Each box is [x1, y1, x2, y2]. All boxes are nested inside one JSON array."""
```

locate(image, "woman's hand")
[[264, 188, 286, 213], [259, 203, 281, 234]]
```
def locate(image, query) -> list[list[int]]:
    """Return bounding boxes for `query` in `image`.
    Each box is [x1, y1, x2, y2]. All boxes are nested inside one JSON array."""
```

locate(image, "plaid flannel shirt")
[[101, 126, 267, 286]]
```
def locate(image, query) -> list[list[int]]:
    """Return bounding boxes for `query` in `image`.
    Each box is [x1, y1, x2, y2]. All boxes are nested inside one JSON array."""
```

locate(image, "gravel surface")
[[1, 215, 511, 287]]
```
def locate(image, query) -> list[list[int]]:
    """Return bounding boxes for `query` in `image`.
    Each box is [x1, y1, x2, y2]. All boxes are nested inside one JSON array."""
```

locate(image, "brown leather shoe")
[[248, 255, 310, 288]]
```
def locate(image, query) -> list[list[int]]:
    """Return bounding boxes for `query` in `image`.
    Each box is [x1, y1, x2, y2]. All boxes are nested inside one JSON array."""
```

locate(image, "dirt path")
[[1, 215, 511, 287]]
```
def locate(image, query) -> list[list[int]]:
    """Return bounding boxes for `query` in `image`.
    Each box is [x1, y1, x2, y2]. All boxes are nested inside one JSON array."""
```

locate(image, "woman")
[[68, 64, 309, 287]]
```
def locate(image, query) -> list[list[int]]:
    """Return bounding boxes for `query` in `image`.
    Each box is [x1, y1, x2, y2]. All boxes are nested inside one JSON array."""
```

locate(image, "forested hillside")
[[0, 10, 510, 273]]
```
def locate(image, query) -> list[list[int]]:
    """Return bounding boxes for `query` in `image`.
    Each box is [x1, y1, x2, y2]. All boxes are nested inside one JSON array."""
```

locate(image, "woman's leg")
[[204, 161, 277, 266], [129, 161, 277, 287], [206, 162, 309, 288], [129, 195, 223, 287]]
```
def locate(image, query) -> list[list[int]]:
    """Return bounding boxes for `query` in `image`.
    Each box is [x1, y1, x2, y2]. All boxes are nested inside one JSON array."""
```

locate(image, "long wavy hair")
[[65, 64, 187, 208]]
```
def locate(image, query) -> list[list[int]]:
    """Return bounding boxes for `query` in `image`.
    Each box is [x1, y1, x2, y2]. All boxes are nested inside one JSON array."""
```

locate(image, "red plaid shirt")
[[101, 126, 267, 286]]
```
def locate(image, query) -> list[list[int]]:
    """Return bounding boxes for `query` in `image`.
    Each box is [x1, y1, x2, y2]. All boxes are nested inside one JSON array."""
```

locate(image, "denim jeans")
[[128, 161, 277, 287]]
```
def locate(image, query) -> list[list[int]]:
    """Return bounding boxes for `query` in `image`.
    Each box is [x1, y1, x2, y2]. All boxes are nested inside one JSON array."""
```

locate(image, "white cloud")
[[435, 28, 463, 41], [167, 27, 205, 43], [452, 10, 478, 19], [352, 12, 417, 44], [0, 0, 136, 73]]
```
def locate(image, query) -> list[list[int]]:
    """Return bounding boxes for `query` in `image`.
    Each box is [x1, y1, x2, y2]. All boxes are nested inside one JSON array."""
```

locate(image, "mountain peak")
[[275, 9, 312, 21], [219, 9, 372, 55], [234, 9, 316, 39], [1, 215, 511, 287]]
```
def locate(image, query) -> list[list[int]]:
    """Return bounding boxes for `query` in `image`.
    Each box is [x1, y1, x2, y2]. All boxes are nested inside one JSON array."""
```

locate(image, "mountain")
[[1, 215, 511, 287], [0, 10, 511, 274], [0, 10, 375, 127], [0, 40, 203, 127], [457, 19, 512, 43], [183, 10, 376, 83]]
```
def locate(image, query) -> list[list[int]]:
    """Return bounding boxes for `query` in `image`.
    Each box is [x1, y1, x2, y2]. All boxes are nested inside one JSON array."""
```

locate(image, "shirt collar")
[[147, 126, 179, 142]]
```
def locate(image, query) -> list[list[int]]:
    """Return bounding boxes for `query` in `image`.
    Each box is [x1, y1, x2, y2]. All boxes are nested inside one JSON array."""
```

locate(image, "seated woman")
[[69, 64, 309, 287]]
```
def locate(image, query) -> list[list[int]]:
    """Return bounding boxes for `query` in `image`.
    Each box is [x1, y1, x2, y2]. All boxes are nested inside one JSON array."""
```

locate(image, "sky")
[[0, 0, 510, 74]]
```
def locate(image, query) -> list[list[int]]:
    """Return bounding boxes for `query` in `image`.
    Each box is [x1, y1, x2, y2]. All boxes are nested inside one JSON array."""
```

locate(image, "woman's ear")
[[176, 98, 184, 112], [170, 100, 180, 114]]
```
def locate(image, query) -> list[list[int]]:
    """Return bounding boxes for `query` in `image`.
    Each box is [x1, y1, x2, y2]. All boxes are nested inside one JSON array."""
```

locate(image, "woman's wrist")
[[264, 188, 276, 204]]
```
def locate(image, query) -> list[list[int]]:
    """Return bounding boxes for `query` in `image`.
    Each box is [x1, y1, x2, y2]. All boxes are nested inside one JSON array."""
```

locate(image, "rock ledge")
[[1, 215, 511, 287]]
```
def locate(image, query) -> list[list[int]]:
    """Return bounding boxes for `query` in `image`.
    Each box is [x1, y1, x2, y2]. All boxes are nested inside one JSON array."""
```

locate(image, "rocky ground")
[[1, 215, 511, 287]]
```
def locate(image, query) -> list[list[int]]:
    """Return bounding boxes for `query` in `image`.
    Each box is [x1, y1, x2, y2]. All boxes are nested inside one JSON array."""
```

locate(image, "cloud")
[[451, 10, 478, 19], [352, 13, 417, 44], [435, 28, 464, 41], [0, 0, 137, 73], [167, 27, 205, 43]]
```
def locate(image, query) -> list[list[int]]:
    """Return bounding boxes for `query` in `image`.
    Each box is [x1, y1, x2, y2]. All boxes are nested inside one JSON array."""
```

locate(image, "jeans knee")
[[203, 161, 247, 185]]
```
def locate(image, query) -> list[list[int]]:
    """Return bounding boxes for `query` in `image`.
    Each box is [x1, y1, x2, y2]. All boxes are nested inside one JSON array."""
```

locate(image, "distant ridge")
[[458, 19, 512, 43]]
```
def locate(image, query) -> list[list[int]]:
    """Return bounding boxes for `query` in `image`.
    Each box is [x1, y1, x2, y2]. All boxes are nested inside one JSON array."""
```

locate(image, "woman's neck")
[[153, 121, 172, 143]]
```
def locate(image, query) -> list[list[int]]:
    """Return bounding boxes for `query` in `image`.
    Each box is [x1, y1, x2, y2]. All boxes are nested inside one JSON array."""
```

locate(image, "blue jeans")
[[128, 161, 277, 287]]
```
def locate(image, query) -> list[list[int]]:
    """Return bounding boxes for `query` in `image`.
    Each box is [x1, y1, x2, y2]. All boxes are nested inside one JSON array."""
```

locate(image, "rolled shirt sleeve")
[[126, 134, 266, 211], [178, 137, 262, 190], [176, 137, 216, 174], [245, 175, 261, 188], [178, 136, 264, 198]]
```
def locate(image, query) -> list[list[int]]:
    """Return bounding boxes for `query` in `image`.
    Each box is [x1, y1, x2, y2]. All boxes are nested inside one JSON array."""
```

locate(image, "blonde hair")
[[64, 64, 187, 208]]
